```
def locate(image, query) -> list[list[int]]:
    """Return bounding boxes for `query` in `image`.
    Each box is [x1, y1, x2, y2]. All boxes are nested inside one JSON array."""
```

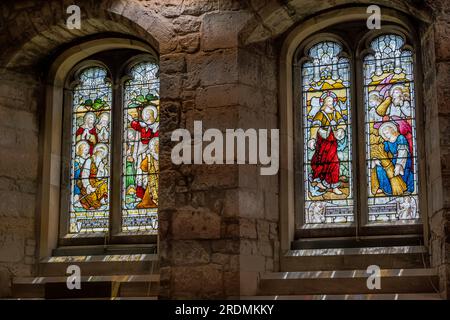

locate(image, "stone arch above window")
[[294, 29, 422, 227], [38, 38, 159, 256], [278, 9, 426, 251]]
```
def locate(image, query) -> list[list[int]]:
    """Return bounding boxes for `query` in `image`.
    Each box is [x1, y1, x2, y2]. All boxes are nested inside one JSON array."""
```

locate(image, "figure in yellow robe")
[[137, 138, 159, 209], [78, 144, 109, 210]]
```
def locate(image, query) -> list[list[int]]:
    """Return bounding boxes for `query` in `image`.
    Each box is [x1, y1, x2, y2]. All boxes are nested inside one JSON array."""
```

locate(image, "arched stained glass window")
[[69, 66, 112, 233], [122, 61, 160, 233], [301, 41, 354, 224], [364, 34, 418, 222]]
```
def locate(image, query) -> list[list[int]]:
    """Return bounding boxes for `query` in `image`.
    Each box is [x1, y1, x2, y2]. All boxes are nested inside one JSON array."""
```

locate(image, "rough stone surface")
[[0, 0, 448, 300]]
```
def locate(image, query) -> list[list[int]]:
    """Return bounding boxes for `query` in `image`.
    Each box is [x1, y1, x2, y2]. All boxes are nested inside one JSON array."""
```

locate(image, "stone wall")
[[0, 69, 40, 297], [422, 0, 450, 299], [0, 0, 449, 299]]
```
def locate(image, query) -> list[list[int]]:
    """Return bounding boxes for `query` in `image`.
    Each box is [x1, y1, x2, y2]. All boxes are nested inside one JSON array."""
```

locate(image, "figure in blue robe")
[[375, 133, 414, 195]]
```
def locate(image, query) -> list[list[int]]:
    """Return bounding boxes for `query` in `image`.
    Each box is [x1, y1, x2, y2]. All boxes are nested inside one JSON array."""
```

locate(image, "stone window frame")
[[38, 38, 158, 258], [279, 7, 428, 252]]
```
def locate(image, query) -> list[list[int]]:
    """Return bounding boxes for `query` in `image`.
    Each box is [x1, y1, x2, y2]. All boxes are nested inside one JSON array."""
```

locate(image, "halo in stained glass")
[[363, 34, 419, 222], [301, 41, 354, 224], [122, 60, 159, 233]]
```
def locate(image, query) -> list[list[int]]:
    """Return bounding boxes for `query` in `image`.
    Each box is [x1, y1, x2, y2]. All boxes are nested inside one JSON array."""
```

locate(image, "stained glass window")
[[301, 41, 354, 224], [69, 67, 112, 233], [364, 34, 419, 222], [122, 61, 160, 233]]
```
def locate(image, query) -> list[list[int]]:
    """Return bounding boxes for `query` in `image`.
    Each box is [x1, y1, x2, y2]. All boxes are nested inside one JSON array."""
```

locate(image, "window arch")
[[295, 28, 422, 229], [61, 50, 159, 240]]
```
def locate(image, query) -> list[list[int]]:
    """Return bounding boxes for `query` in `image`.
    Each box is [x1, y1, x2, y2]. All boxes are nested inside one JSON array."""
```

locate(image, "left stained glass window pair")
[[69, 62, 159, 234]]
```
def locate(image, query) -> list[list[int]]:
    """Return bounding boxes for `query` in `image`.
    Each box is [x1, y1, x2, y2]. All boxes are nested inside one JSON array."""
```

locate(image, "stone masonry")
[[0, 0, 449, 299]]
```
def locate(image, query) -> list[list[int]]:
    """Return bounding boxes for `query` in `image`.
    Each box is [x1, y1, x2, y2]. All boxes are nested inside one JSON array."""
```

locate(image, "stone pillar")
[[421, 0, 450, 299], [158, 4, 280, 298], [237, 41, 280, 296]]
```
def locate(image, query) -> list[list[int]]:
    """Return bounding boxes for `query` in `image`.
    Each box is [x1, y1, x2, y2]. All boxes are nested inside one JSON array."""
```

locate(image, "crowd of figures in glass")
[[364, 34, 418, 222], [70, 67, 112, 233], [302, 41, 354, 224], [122, 61, 159, 233]]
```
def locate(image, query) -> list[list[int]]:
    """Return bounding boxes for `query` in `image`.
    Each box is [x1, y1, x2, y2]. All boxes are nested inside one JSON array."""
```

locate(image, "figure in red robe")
[[129, 106, 159, 200], [308, 92, 346, 195], [76, 112, 98, 155]]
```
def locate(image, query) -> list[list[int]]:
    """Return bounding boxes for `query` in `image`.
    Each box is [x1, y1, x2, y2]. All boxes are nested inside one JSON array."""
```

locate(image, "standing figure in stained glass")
[[308, 91, 346, 195], [128, 105, 159, 200], [73, 140, 90, 207], [373, 121, 414, 196], [76, 112, 98, 154], [137, 137, 159, 209], [96, 112, 110, 143], [79, 143, 109, 210], [125, 129, 137, 191]]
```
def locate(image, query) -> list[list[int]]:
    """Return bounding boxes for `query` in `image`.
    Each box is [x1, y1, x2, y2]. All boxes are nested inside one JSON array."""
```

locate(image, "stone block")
[[0, 267, 11, 298], [173, 16, 202, 35], [223, 271, 240, 296], [160, 73, 182, 100], [240, 218, 257, 239], [181, 0, 218, 16], [172, 207, 221, 239], [171, 264, 223, 298], [201, 12, 251, 51], [0, 234, 24, 263], [195, 84, 239, 109], [171, 240, 210, 265], [256, 220, 270, 240], [160, 53, 186, 74], [434, 19, 450, 61], [179, 34, 200, 53], [240, 254, 265, 271], [211, 252, 230, 266], [186, 50, 238, 86], [212, 239, 240, 254], [239, 188, 264, 219]]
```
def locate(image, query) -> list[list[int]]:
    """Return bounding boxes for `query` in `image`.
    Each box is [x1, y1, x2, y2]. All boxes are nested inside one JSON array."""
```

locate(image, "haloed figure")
[[308, 91, 346, 195], [374, 122, 414, 196], [73, 140, 90, 207], [76, 112, 98, 154], [128, 105, 159, 200], [79, 143, 109, 210], [137, 137, 159, 209], [96, 112, 110, 143]]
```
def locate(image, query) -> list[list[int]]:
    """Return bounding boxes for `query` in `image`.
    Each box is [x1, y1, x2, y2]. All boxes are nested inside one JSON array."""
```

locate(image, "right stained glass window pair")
[[302, 34, 419, 224]]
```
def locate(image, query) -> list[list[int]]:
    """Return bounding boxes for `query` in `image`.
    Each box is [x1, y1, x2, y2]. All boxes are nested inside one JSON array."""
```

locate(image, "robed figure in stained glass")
[[309, 91, 346, 195], [364, 34, 419, 221], [76, 112, 98, 155], [78, 143, 109, 210], [122, 61, 160, 232], [373, 121, 414, 196], [128, 105, 159, 201], [137, 137, 159, 208]]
